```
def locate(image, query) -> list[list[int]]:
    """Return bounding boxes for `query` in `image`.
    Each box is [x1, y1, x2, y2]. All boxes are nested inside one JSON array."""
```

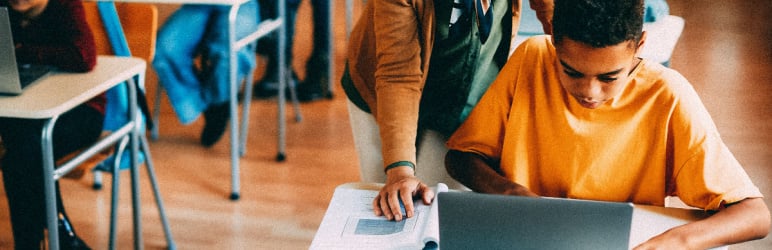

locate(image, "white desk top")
[[0, 56, 145, 119], [334, 183, 717, 249], [89, 0, 251, 5]]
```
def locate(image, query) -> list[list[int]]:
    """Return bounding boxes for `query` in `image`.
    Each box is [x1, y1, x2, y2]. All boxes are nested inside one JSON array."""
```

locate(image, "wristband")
[[384, 161, 415, 173]]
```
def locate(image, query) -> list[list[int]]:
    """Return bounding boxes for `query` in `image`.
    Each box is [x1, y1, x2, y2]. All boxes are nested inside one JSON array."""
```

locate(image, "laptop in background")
[[0, 7, 53, 95], [438, 192, 634, 250]]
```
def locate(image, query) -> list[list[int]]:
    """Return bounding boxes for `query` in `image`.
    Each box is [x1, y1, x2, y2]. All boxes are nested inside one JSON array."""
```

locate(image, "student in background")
[[295, 0, 332, 102], [342, 0, 553, 221], [444, 0, 770, 248], [152, 1, 259, 147], [0, 0, 97, 248], [253, 0, 331, 102], [252, 0, 301, 98]]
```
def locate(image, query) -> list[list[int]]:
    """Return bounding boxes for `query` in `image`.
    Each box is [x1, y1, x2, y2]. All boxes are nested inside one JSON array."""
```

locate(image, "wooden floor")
[[1, 0, 770, 249]]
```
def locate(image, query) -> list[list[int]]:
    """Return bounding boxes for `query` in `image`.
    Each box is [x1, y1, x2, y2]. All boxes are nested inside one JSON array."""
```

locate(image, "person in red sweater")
[[0, 0, 99, 249]]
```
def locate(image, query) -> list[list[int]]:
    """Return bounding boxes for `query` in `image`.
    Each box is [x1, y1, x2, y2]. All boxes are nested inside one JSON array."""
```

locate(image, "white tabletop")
[[0, 56, 146, 119], [334, 182, 717, 249], [89, 0, 251, 5]]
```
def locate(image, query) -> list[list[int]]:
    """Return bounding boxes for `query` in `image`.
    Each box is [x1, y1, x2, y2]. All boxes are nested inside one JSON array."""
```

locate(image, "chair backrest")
[[83, 2, 158, 62], [54, 3, 158, 177], [83, 2, 158, 132]]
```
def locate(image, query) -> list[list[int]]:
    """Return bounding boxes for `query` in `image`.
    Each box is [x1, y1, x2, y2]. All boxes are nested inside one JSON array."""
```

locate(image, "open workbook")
[[310, 183, 448, 250]]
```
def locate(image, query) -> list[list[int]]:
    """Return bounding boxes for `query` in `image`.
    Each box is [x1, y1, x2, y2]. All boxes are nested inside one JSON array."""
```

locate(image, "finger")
[[422, 187, 436, 205], [400, 189, 415, 218], [372, 194, 383, 216], [380, 193, 394, 220], [388, 191, 404, 221]]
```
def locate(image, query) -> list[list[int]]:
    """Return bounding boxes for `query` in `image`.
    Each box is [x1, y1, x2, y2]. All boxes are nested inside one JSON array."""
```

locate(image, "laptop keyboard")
[[18, 64, 53, 88]]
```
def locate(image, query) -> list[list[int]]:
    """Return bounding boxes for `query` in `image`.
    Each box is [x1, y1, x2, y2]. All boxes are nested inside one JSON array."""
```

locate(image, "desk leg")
[[42, 117, 60, 250], [127, 76, 144, 250], [276, 0, 287, 162], [228, 4, 241, 201], [328, 0, 336, 96], [345, 0, 353, 38]]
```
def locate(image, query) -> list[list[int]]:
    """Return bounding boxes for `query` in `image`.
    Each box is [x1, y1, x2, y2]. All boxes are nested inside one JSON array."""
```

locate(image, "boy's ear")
[[635, 31, 648, 56]]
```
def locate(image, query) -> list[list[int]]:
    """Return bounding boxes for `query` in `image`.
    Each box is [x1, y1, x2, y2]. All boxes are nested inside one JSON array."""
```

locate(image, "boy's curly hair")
[[552, 0, 645, 48]]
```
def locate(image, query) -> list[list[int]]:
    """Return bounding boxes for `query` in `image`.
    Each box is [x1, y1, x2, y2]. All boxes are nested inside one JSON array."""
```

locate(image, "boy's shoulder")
[[630, 59, 703, 108], [636, 60, 690, 89]]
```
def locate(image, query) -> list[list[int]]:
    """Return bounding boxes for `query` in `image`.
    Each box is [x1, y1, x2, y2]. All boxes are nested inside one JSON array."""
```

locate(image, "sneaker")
[[58, 213, 92, 250], [253, 73, 298, 99], [297, 54, 332, 102], [296, 79, 329, 102], [200, 102, 229, 147]]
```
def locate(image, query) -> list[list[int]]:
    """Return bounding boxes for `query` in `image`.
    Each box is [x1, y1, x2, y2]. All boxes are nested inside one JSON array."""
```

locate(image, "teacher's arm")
[[370, 0, 433, 222]]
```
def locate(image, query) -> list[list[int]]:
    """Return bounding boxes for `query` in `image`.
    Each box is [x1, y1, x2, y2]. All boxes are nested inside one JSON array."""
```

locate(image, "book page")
[[418, 183, 447, 247], [310, 184, 445, 250]]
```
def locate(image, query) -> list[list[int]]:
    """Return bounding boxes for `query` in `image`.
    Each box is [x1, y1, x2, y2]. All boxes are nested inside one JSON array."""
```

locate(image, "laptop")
[[0, 7, 54, 95], [438, 192, 634, 250]]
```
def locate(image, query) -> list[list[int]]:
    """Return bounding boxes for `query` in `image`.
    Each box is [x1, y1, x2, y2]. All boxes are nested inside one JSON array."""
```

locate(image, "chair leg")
[[151, 85, 163, 140], [139, 135, 176, 249], [93, 170, 103, 190], [99, 135, 175, 249], [285, 65, 303, 123]]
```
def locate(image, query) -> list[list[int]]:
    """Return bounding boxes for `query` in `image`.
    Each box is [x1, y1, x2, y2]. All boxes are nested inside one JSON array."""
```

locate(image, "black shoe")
[[252, 79, 279, 99], [253, 73, 298, 99], [58, 213, 91, 250], [201, 103, 230, 147], [296, 80, 329, 102], [298, 54, 332, 102]]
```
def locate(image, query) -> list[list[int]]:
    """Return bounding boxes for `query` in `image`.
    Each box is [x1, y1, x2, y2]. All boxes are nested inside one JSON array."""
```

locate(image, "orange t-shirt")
[[447, 36, 762, 210]]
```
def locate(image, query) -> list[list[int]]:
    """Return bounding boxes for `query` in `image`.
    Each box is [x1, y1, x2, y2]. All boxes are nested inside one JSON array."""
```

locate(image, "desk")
[[93, 0, 286, 200], [318, 183, 725, 250], [0, 56, 147, 250]]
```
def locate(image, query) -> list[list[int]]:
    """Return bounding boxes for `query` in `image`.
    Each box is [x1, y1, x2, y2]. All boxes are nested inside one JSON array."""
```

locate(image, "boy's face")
[[554, 37, 644, 109]]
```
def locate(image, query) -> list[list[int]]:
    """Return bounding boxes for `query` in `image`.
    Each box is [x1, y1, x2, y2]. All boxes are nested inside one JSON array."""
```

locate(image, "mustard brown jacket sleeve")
[[346, 0, 552, 171]]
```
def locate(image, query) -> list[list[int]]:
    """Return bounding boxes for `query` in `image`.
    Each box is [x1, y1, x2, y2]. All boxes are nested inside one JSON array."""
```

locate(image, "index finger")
[[372, 193, 384, 216]]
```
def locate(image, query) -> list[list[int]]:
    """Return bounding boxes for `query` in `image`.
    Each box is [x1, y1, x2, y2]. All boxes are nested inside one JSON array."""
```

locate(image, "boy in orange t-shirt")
[[445, 0, 770, 248]]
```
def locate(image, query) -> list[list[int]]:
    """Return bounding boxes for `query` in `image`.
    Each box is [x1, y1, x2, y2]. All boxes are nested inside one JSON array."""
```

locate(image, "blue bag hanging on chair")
[[94, 2, 147, 171]]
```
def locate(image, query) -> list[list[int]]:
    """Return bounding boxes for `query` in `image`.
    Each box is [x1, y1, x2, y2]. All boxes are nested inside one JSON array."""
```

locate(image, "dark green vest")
[[420, 0, 512, 135], [342, 0, 512, 136]]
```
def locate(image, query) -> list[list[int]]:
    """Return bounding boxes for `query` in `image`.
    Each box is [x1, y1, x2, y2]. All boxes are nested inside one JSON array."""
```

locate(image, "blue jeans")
[[153, 1, 259, 124], [309, 0, 329, 58]]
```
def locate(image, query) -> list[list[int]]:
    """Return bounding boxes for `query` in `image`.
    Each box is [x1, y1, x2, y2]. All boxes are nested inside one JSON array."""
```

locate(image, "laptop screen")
[[0, 7, 53, 95], [438, 192, 634, 250]]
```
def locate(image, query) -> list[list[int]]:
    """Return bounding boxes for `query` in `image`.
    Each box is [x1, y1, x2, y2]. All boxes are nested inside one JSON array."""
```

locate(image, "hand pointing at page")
[[373, 166, 435, 221]]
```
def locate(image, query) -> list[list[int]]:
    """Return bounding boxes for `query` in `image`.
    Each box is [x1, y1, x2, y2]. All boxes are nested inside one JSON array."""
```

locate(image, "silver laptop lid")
[[0, 7, 24, 95], [438, 192, 634, 250]]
